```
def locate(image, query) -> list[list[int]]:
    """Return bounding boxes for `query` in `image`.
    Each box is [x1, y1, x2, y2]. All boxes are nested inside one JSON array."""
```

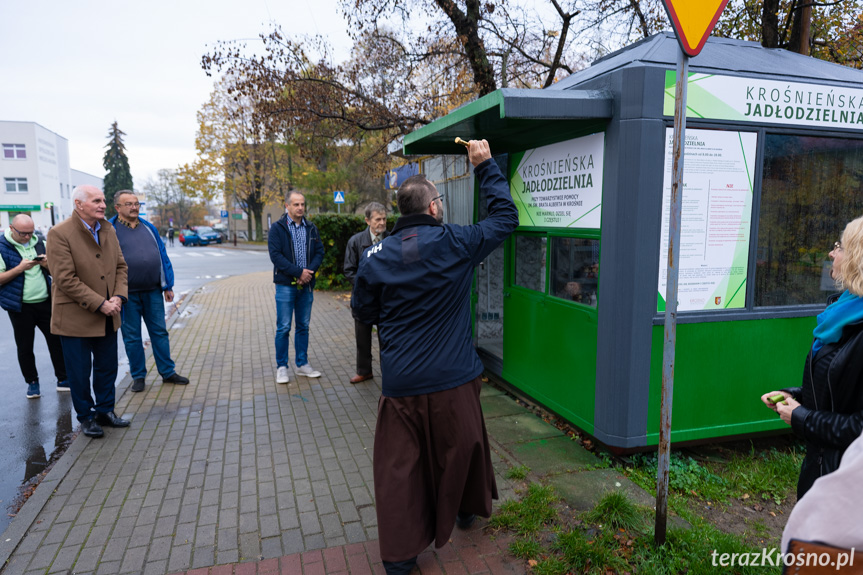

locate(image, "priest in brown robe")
[[351, 139, 519, 574]]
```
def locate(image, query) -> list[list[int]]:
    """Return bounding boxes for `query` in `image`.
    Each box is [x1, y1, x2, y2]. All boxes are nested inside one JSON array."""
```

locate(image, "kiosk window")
[[514, 235, 546, 293], [551, 238, 599, 307], [756, 135, 863, 307]]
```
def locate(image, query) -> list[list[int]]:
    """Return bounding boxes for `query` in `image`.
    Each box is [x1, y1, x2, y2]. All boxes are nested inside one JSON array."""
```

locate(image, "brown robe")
[[374, 376, 498, 562]]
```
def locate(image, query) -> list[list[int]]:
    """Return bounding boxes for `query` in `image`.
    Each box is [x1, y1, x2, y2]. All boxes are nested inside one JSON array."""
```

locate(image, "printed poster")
[[657, 129, 758, 312], [509, 132, 605, 229]]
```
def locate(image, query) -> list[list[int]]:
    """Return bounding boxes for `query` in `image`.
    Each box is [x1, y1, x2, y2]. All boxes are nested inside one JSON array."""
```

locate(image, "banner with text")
[[509, 132, 605, 229], [663, 71, 863, 131], [658, 128, 758, 312]]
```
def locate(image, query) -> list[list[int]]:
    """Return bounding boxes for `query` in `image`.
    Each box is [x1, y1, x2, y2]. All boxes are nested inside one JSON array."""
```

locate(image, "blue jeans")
[[60, 327, 118, 422], [120, 289, 176, 380], [275, 284, 314, 368]]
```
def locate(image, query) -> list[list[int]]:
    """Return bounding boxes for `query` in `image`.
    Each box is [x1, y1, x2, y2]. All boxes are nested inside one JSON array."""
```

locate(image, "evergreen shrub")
[[308, 213, 399, 291]]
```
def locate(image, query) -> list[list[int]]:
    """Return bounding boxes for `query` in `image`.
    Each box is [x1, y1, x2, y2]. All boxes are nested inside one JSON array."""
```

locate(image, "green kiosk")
[[402, 32, 863, 450]]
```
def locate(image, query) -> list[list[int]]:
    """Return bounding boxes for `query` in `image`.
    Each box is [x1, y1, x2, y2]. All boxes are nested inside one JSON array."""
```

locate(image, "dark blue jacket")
[[351, 158, 518, 397], [268, 214, 325, 289], [0, 235, 49, 312], [108, 216, 174, 291]]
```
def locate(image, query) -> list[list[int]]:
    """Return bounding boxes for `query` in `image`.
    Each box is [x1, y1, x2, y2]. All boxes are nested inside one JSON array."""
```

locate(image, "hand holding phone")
[[34, 255, 46, 261]]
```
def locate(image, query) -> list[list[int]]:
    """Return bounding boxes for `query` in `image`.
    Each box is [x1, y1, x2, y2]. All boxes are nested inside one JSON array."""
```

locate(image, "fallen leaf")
[[769, 511, 776, 517], [742, 493, 750, 500], [528, 559, 538, 567]]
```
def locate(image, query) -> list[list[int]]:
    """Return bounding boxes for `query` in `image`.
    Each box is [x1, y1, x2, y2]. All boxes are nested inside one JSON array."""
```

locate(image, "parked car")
[[179, 228, 201, 246], [195, 226, 223, 245]]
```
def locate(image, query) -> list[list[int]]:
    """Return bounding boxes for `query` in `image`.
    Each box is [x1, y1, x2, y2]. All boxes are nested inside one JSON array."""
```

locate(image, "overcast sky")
[[1, 0, 353, 188]]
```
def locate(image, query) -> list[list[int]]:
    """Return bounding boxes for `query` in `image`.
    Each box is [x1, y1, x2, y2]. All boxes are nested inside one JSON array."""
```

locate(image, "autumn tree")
[[193, 78, 292, 240], [102, 121, 133, 218], [142, 169, 205, 230], [582, 0, 862, 66]]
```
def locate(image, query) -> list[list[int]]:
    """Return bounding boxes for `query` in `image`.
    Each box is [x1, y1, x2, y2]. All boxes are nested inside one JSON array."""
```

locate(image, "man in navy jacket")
[[352, 140, 518, 574], [268, 191, 325, 384], [110, 191, 189, 393]]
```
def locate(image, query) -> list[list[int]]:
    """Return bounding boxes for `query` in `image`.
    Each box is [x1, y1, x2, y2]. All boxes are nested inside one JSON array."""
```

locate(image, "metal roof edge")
[[403, 88, 613, 153], [404, 90, 507, 150]]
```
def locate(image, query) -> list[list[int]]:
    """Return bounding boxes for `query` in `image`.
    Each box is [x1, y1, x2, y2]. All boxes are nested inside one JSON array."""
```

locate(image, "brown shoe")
[[349, 373, 373, 384]]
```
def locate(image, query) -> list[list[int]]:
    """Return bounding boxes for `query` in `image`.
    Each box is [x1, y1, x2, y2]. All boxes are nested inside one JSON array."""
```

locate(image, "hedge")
[[307, 213, 399, 291]]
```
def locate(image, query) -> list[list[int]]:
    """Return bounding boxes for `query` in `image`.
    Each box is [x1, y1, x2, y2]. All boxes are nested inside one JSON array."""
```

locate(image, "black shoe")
[[456, 512, 476, 529], [131, 378, 145, 392], [95, 411, 130, 428], [163, 372, 189, 385], [81, 418, 104, 438]]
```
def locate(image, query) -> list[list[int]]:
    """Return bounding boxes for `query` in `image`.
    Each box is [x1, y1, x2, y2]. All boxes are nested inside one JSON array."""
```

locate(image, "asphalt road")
[[0, 243, 271, 533]]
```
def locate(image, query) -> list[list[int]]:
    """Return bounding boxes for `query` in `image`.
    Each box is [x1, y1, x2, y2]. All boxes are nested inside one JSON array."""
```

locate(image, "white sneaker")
[[276, 366, 290, 384], [296, 364, 321, 378]]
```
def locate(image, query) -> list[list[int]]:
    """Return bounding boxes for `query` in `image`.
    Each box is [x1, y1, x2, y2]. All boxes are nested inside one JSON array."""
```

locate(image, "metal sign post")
[[655, 0, 727, 545], [656, 48, 689, 546]]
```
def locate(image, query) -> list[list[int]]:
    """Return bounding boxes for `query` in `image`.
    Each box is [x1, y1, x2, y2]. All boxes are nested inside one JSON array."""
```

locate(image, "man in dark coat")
[[343, 202, 389, 384], [268, 191, 325, 384], [352, 140, 518, 574]]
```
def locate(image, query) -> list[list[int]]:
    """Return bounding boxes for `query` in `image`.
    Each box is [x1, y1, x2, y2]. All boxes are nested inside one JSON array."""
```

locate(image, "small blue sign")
[[220, 210, 229, 218], [334, 191, 345, 204]]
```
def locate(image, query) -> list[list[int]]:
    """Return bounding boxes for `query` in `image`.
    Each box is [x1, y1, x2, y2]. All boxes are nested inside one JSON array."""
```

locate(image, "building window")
[[513, 234, 546, 293], [755, 134, 863, 307], [550, 237, 600, 307], [2, 144, 26, 160], [4, 178, 28, 193]]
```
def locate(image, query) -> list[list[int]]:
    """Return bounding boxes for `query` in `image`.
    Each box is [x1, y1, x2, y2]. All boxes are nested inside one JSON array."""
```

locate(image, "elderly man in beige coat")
[[48, 185, 130, 438]]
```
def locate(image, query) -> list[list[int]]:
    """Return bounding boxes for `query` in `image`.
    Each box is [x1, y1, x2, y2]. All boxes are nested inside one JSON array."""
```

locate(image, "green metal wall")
[[645, 317, 816, 444], [501, 284, 598, 434]]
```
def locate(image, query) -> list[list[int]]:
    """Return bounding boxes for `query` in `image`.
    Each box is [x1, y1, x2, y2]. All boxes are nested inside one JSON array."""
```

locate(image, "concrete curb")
[[0, 290, 197, 569]]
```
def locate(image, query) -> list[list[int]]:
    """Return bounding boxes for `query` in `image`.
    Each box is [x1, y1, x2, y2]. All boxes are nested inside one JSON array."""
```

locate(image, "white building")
[[0, 121, 74, 230]]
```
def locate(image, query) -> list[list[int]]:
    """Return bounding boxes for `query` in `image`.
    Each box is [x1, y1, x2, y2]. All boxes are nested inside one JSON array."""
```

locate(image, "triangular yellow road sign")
[[661, 0, 729, 56]]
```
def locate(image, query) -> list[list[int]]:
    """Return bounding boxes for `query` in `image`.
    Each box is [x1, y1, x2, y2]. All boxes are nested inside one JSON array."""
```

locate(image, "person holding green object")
[[762, 215, 863, 498]]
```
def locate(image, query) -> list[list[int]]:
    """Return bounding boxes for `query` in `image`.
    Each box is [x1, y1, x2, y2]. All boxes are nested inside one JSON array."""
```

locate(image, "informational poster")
[[509, 132, 605, 229], [657, 129, 758, 312], [663, 71, 863, 131]]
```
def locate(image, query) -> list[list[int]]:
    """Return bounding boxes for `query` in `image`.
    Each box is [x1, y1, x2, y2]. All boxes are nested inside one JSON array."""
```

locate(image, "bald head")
[[8, 214, 35, 244], [11, 214, 34, 228]]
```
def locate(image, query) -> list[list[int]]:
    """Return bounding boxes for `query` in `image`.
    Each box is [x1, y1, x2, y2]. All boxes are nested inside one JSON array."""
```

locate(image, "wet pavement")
[[0, 270, 651, 574], [0, 244, 269, 534]]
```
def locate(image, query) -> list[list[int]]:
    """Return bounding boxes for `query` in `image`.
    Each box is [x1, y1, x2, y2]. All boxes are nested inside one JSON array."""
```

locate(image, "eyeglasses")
[[119, 202, 141, 208], [430, 194, 445, 205], [10, 225, 34, 237], [834, 241, 844, 252]]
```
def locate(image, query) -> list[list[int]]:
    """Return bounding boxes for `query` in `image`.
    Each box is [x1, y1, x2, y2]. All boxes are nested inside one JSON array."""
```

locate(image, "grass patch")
[[506, 465, 530, 480], [722, 446, 803, 504], [620, 443, 802, 505], [491, 485, 774, 574], [582, 491, 645, 532], [488, 483, 558, 535]]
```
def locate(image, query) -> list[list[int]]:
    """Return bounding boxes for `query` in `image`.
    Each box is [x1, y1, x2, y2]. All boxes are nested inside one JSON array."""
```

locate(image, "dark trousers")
[[355, 319, 378, 376], [7, 299, 66, 384], [60, 320, 118, 422]]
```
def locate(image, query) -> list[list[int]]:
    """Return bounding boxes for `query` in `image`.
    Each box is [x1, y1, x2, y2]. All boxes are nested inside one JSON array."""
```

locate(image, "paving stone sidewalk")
[[0, 273, 530, 575], [2, 272, 653, 575]]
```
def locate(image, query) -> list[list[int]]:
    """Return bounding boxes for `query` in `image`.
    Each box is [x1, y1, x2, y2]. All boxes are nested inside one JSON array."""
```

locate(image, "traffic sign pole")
[[655, 0, 728, 546], [656, 48, 689, 546]]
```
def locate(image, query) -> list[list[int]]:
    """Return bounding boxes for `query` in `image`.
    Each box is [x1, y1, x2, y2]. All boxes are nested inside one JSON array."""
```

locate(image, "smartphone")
[[34, 255, 46, 261]]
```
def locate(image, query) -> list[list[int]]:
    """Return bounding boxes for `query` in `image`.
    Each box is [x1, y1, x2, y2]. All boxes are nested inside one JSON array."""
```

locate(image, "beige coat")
[[48, 213, 128, 337]]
